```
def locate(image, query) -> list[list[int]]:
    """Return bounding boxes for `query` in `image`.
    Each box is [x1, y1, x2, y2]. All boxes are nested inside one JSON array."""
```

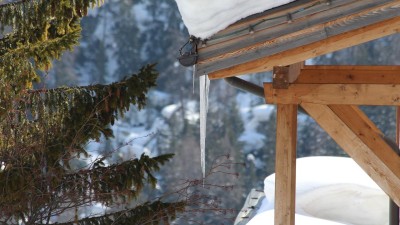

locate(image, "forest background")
[[32, 0, 400, 224]]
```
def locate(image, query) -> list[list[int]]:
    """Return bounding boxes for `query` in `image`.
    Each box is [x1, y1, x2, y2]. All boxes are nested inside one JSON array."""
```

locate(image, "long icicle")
[[199, 74, 210, 183], [192, 65, 196, 94]]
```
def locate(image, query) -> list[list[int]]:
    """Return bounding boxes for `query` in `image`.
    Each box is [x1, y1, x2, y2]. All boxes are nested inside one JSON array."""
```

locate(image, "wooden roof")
[[195, 0, 400, 79]]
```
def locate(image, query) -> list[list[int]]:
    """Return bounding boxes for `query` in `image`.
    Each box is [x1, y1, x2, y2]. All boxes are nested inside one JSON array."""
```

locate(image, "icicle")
[[192, 65, 196, 94], [199, 74, 210, 183]]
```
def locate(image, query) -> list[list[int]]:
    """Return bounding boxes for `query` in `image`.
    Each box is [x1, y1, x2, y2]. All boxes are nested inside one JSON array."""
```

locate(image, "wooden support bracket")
[[300, 103, 400, 206], [275, 104, 298, 225]]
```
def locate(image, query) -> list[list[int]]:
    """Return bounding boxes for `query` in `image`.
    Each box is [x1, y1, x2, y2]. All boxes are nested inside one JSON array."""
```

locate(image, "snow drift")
[[249, 156, 389, 225]]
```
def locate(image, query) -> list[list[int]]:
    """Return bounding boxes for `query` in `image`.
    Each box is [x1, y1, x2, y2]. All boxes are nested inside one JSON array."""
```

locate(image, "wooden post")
[[275, 104, 297, 225], [390, 107, 400, 225]]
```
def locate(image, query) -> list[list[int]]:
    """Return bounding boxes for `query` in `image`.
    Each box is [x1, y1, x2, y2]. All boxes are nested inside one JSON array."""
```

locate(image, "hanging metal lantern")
[[178, 36, 199, 67]]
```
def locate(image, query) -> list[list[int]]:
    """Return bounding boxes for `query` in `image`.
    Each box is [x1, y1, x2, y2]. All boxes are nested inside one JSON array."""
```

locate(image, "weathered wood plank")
[[288, 62, 304, 83], [199, 0, 377, 60], [207, 15, 400, 79], [234, 189, 265, 225], [303, 65, 400, 71], [295, 66, 400, 84], [200, 0, 400, 65], [300, 103, 400, 206], [275, 104, 297, 225], [200, 1, 400, 75], [264, 83, 400, 105], [205, 0, 318, 46], [200, 26, 327, 75]]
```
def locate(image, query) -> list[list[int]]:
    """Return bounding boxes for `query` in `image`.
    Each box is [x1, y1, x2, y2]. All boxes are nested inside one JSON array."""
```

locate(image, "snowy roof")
[[185, 0, 400, 78], [174, 0, 296, 39]]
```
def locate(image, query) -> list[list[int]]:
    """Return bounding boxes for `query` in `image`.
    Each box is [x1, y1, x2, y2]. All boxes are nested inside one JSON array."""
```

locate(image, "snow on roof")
[[174, 0, 296, 39]]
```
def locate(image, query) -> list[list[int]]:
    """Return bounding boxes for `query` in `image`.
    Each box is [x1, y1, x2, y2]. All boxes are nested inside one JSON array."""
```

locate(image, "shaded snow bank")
[[248, 156, 389, 225], [248, 210, 347, 225], [174, 0, 296, 39]]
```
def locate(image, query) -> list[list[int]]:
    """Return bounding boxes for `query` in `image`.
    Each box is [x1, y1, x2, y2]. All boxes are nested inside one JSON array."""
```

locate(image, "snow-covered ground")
[[249, 210, 348, 225], [174, 0, 296, 38], [248, 156, 389, 225]]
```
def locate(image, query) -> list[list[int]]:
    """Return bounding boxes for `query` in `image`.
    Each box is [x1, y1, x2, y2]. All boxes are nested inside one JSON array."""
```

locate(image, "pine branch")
[[0, 23, 81, 110], [50, 200, 186, 225], [0, 24, 81, 69], [0, 0, 30, 8], [0, 64, 158, 158], [59, 153, 174, 204], [0, 0, 105, 29], [0, 154, 174, 221]]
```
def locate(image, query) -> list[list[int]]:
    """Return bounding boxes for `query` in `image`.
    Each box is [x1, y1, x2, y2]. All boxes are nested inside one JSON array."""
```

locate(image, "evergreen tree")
[[75, 2, 113, 85], [0, 1, 185, 224], [112, 0, 141, 80], [140, 0, 190, 93]]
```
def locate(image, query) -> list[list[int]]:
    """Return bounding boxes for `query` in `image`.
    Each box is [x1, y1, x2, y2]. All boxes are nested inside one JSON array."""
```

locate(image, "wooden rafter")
[[207, 15, 400, 79], [193, 0, 400, 79]]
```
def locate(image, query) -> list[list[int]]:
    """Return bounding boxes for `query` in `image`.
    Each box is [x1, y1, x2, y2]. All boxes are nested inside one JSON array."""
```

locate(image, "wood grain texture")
[[204, 0, 319, 46], [201, 0, 398, 63], [288, 62, 304, 83], [199, 0, 370, 59], [301, 103, 400, 206], [272, 62, 304, 88], [207, 15, 400, 79], [196, 0, 400, 78], [295, 66, 400, 84], [275, 104, 297, 225], [264, 83, 400, 105]]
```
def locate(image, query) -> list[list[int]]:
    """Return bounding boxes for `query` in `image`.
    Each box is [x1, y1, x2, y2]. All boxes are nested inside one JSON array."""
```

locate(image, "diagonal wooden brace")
[[301, 103, 400, 206]]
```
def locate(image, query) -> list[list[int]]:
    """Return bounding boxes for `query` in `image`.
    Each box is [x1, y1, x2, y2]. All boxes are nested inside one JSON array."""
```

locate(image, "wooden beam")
[[207, 15, 400, 79], [295, 65, 400, 84], [275, 104, 297, 225], [273, 62, 305, 89], [288, 62, 304, 83], [300, 103, 400, 206], [264, 83, 400, 105], [392, 107, 400, 223], [301, 65, 400, 71]]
